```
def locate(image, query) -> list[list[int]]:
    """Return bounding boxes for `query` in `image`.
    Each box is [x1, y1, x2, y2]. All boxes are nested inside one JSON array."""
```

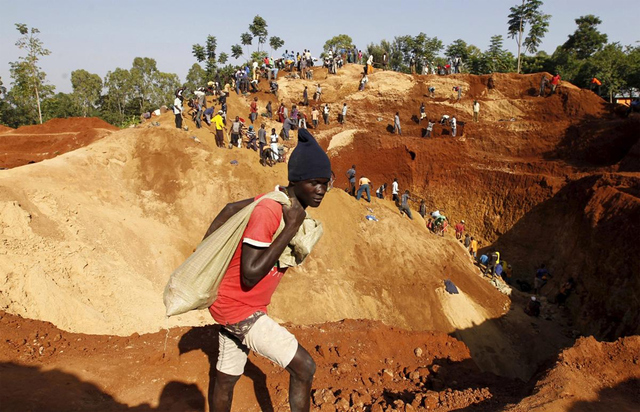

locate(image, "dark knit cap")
[[288, 128, 332, 182]]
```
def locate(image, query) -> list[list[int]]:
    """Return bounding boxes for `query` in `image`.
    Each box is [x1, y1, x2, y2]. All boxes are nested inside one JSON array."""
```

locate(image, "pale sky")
[[1, 0, 638, 94]]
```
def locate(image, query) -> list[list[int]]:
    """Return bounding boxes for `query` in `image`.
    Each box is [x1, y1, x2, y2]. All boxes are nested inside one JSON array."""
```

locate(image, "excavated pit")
[[1, 66, 639, 411]]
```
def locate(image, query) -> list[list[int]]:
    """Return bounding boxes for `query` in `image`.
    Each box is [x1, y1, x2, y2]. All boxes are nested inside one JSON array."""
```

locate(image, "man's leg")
[[212, 329, 249, 412], [243, 316, 314, 412], [212, 371, 241, 412], [365, 185, 371, 202], [286, 345, 316, 412]]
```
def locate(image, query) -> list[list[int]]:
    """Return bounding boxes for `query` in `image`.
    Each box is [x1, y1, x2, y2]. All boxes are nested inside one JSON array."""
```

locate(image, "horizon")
[[1, 0, 639, 94]]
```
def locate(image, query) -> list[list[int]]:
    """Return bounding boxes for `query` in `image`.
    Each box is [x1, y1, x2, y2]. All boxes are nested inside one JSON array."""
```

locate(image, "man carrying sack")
[[202, 128, 331, 412]]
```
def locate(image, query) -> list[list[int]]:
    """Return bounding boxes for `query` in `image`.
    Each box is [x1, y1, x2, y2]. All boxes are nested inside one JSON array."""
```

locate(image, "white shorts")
[[216, 315, 299, 376]]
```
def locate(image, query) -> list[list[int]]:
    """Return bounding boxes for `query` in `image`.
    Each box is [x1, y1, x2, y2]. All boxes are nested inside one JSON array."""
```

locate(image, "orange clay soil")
[[2, 311, 638, 411], [0, 117, 118, 168]]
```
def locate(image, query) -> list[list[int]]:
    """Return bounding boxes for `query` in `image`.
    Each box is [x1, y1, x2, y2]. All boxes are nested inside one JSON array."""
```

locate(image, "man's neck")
[[285, 185, 307, 209]]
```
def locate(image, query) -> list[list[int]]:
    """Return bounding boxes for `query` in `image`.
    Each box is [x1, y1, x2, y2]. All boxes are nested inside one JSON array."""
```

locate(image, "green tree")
[[366, 40, 391, 68], [7, 60, 55, 126], [152, 72, 180, 108], [0, 76, 14, 127], [464, 45, 485, 74], [269, 36, 284, 56], [445, 39, 471, 61], [71, 69, 102, 117], [217, 64, 237, 84], [41, 92, 81, 120], [231, 44, 243, 60], [408, 33, 443, 63], [625, 45, 640, 93], [240, 32, 253, 61], [249, 15, 268, 52], [484, 35, 516, 73], [12, 23, 53, 124], [323, 34, 353, 55], [549, 45, 584, 84], [130, 57, 158, 112], [218, 52, 229, 65], [192, 35, 218, 80], [587, 43, 628, 102], [507, 0, 551, 73], [520, 50, 553, 74], [103, 68, 132, 125], [251, 51, 268, 63], [184, 63, 206, 91], [562, 15, 608, 59], [389, 33, 442, 72]]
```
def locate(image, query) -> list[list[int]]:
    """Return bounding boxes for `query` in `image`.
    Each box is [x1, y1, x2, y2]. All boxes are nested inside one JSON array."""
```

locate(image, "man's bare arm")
[[240, 195, 306, 288], [202, 198, 254, 241]]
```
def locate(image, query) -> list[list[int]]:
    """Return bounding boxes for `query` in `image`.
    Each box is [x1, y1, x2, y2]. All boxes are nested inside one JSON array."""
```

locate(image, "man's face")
[[293, 178, 330, 208]]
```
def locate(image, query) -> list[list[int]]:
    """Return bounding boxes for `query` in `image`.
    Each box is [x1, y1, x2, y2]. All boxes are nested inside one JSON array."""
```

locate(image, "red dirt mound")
[[507, 336, 640, 411], [0, 117, 118, 169], [3, 311, 638, 411], [0, 311, 524, 411], [0, 125, 13, 133]]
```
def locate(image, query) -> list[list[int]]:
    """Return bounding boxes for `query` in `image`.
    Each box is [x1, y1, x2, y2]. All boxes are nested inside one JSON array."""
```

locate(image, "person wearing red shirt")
[[551, 73, 561, 94], [249, 97, 258, 124], [204, 128, 331, 412], [455, 220, 465, 240]]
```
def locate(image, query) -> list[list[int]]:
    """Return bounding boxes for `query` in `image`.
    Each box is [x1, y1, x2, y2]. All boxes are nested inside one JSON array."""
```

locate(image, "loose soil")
[[1, 65, 639, 411]]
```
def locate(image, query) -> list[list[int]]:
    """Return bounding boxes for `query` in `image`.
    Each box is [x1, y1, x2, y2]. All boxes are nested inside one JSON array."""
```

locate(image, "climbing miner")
[[346, 165, 357, 197], [394, 112, 402, 135], [473, 100, 480, 122], [550, 73, 561, 94], [356, 175, 372, 202], [534, 264, 552, 294], [539, 75, 548, 97], [206, 128, 331, 412], [484, 250, 500, 278], [392, 178, 400, 204], [399, 190, 414, 219]]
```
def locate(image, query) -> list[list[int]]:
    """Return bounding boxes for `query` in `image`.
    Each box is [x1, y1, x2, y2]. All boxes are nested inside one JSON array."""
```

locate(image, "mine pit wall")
[[493, 174, 640, 339], [327, 123, 640, 341]]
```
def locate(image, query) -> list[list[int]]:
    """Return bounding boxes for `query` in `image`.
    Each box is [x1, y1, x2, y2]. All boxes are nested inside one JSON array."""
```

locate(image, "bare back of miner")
[[201, 128, 331, 411]]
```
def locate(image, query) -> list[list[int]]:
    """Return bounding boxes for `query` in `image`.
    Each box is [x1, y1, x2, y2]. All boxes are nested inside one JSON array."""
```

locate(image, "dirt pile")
[[0, 117, 118, 168], [506, 336, 640, 412], [0, 311, 525, 411], [287, 65, 639, 341], [3, 311, 637, 411], [0, 112, 508, 344], [0, 124, 13, 133]]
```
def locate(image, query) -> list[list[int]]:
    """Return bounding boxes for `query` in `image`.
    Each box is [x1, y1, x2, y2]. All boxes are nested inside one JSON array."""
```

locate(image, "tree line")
[[1, 2, 638, 129]]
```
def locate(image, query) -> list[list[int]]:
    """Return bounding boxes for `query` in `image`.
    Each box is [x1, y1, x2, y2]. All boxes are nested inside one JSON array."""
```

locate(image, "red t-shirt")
[[455, 223, 464, 233], [209, 197, 286, 325], [551, 75, 560, 85], [250, 101, 258, 113]]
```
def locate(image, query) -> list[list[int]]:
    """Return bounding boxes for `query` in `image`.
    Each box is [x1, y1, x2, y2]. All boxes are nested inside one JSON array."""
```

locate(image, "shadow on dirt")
[[374, 354, 529, 411], [483, 173, 640, 340], [0, 362, 205, 411], [179, 324, 275, 412], [566, 378, 640, 412], [544, 114, 640, 170]]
